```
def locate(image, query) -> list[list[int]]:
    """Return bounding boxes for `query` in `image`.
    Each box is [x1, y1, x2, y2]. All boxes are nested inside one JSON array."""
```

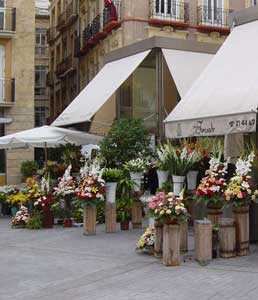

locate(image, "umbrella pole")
[[44, 143, 48, 170]]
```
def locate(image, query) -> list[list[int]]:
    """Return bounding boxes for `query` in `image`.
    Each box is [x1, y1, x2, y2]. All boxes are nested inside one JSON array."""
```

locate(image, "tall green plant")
[[100, 118, 151, 168]]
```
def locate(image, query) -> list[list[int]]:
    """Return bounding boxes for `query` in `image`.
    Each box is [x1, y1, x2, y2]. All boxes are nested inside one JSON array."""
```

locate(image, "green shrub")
[[100, 118, 151, 168], [20, 160, 38, 178], [26, 212, 42, 230], [102, 168, 123, 182]]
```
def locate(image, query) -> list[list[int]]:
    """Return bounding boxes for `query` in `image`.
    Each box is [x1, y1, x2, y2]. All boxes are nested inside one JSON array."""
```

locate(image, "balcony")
[[197, 5, 230, 33], [103, 0, 121, 31], [56, 54, 74, 77], [149, 0, 189, 27], [56, 11, 66, 31], [35, 45, 49, 58], [46, 71, 54, 87], [0, 7, 16, 37], [47, 27, 55, 44], [56, 1, 78, 32], [0, 78, 15, 107]]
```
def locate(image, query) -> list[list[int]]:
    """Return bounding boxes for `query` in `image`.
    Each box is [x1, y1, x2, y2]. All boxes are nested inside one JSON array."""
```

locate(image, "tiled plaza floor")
[[1, 218, 258, 300]]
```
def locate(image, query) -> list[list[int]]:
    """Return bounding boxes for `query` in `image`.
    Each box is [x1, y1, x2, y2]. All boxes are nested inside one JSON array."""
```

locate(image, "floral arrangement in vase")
[[124, 158, 146, 173], [148, 191, 189, 225], [224, 152, 258, 208], [53, 165, 76, 197], [34, 195, 54, 212], [136, 226, 155, 254], [155, 143, 172, 188], [195, 153, 229, 208], [11, 206, 30, 228], [7, 191, 28, 207]]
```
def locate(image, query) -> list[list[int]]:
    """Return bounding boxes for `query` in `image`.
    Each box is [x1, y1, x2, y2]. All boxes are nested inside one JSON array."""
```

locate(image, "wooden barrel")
[[154, 221, 163, 258], [207, 207, 223, 225], [194, 220, 212, 263], [83, 205, 96, 235], [218, 218, 236, 258], [233, 206, 249, 256], [105, 202, 117, 233], [180, 222, 188, 252], [163, 224, 181, 266], [132, 200, 142, 229]]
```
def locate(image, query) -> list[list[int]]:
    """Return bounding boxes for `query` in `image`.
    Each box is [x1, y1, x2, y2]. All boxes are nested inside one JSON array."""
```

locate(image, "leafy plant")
[[102, 168, 123, 182], [0, 192, 6, 203], [100, 118, 151, 168], [117, 197, 133, 222], [26, 212, 42, 230], [20, 160, 38, 179]]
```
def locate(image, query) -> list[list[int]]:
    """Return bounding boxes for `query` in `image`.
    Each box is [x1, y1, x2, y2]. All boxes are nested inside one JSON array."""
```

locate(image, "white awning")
[[52, 50, 151, 127], [165, 20, 258, 138], [162, 49, 213, 98]]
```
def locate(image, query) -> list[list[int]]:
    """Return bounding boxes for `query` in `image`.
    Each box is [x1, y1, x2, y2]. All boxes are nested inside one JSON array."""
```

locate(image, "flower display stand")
[[105, 202, 117, 233], [233, 206, 249, 256], [83, 205, 96, 235], [207, 205, 223, 225], [180, 222, 188, 252], [194, 220, 212, 263], [218, 218, 236, 258], [163, 224, 181, 266], [154, 221, 163, 258], [132, 198, 142, 229]]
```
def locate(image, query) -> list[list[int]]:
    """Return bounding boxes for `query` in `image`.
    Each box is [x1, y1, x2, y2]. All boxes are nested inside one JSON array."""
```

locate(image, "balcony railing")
[[197, 5, 229, 28], [47, 27, 55, 43], [35, 45, 49, 57], [56, 1, 78, 31], [56, 54, 73, 77], [103, 0, 121, 28], [46, 71, 54, 87], [0, 78, 15, 106], [149, 0, 189, 24], [82, 15, 101, 46], [57, 11, 66, 30], [0, 7, 16, 34]]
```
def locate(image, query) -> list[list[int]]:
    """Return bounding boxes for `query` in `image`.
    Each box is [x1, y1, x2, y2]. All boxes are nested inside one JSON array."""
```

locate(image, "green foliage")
[[26, 212, 42, 230], [0, 193, 7, 203], [60, 144, 82, 172], [97, 201, 105, 224], [102, 168, 123, 182], [117, 197, 133, 222], [100, 118, 151, 168], [20, 160, 38, 178], [157, 181, 173, 193]]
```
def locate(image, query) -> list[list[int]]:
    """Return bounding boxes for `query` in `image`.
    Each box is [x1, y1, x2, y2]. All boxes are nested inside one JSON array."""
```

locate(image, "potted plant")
[[102, 168, 123, 203], [195, 153, 229, 225], [224, 152, 258, 256], [20, 160, 38, 180], [124, 158, 146, 192], [136, 226, 155, 255], [155, 143, 171, 188], [26, 211, 43, 230], [7, 191, 28, 216], [170, 146, 200, 196], [11, 206, 30, 228], [34, 195, 54, 228], [117, 197, 133, 230]]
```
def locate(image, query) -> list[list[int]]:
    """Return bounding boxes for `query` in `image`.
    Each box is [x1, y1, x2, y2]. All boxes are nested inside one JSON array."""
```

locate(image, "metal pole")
[[44, 142, 48, 170]]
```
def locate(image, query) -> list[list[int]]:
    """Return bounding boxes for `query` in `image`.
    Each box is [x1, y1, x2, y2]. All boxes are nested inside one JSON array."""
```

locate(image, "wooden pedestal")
[[218, 218, 236, 258], [83, 205, 96, 235], [180, 222, 188, 252], [163, 224, 181, 266], [233, 206, 249, 256], [154, 222, 163, 258], [132, 200, 142, 229], [105, 202, 117, 233], [207, 207, 223, 225], [194, 220, 212, 263]]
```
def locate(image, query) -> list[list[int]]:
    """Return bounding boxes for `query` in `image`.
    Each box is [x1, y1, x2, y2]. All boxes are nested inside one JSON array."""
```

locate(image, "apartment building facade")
[[48, 0, 256, 137], [0, 0, 35, 185]]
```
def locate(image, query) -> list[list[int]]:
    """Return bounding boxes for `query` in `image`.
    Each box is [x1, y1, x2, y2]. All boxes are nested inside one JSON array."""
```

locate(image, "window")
[[35, 66, 48, 96], [35, 106, 49, 127], [154, 0, 181, 20], [36, 28, 47, 56], [202, 0, 225, 26], [0, 0, 5, 31], [0, 122, 5, 173], [251, 0, 257, 5]]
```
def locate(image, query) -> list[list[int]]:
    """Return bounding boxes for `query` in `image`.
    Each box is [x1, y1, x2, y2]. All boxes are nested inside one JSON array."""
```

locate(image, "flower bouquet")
[[124, 158, 146, 192], [155, 143, 171, 188], [136, 226, 155, 254], [11, 206, 30, 228], [148, 191, 189, 225], [34, 195, 54, 228], [224, 152, 258, 208]]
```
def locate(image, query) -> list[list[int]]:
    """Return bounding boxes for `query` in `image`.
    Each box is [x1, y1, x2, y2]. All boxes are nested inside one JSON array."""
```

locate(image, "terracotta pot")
[[63, 218, 73, 228], [120, 220, 130, 231], [42, 209, 54, 229]]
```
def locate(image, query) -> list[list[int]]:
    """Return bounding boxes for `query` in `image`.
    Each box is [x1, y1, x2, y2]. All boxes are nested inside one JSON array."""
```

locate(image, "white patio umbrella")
[[0, 125, 103, 166]]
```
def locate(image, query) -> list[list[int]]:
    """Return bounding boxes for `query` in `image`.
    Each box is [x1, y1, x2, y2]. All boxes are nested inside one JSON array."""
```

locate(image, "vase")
[[105, 182, 117, 203], [233, 206, 249, 256], [63, 218, 73, 228], [83, 204, 96, 235], [207, 202, 223, 225], [187, 171, 198, 191], [194, 219, 212, 263], [163, 224, 181, 266], [120, 220, 130, 231], [148, 217, 155, 227], [130, 172, 142, 192], [157, 170, 169, 189], [42, 209, 54, 229], [172, 175, 185, 196]]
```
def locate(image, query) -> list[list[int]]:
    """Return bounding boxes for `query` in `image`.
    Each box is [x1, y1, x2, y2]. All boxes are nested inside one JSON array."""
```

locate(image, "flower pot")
[[105, 202, 117, 233], [163, 224, 181, 266], [130, 172, 142, 192], [187, 171, 198, 191], [105, 182, 117, 203], [120, 220, 130, 231], [63, 218, 73, 228], [233, 206, 249, 256], [207, 203, 223, 226], [42, 209, 54, 229], [157, 170, 169, 189], [83, 204, 96, 235], [172, 175, 185, 196]]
